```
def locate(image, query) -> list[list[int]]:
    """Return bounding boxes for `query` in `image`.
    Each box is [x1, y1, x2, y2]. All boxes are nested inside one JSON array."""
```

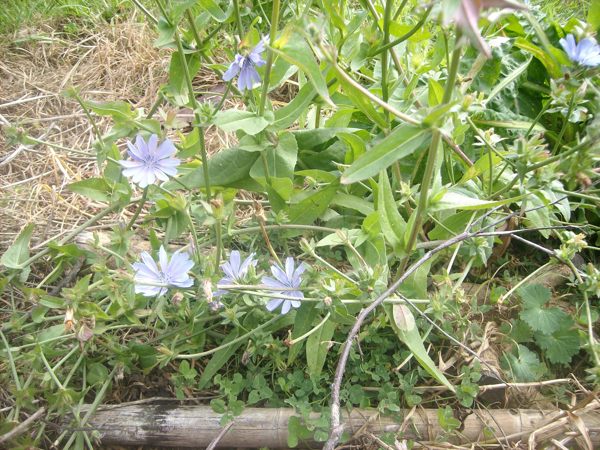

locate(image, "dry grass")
[[0, 15, 165, 253], [0, 15, 239, 256]]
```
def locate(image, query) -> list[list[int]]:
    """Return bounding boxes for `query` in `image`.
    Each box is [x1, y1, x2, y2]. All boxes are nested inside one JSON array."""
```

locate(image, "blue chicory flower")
[[261, 257, 306, 315], [120, 134, 180, 188], [133, 246, 194, 297], [222, 38, 267, 91], [560, 34, 600, 67], [214, 250, 257, 296]]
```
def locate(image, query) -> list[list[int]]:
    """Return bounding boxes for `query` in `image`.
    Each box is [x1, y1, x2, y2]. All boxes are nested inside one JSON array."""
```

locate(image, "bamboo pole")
[[83, 404, 600, 448]]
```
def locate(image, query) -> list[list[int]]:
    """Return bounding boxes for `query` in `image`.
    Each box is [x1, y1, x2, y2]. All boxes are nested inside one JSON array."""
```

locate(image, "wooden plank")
[[84, 403, 600, 448]]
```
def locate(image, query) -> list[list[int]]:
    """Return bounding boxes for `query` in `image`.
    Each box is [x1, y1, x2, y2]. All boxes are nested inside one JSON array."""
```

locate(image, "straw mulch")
[[0, 15, 236, 258]]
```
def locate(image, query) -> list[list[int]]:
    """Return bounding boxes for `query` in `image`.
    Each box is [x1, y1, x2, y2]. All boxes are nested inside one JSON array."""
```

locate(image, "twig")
[[406, 378, 572, 393], [0, 406, 46, 446], [206, 421, 234, 450]]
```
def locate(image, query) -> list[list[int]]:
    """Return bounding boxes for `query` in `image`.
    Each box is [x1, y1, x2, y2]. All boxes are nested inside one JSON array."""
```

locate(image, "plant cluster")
[[1, 0, 600, 448]]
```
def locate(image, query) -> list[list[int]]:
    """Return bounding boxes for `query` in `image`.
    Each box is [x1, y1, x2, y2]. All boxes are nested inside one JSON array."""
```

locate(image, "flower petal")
[[147, 134, 159, 156], [280, 300, 291, 315], [266, 298, 284, 312]]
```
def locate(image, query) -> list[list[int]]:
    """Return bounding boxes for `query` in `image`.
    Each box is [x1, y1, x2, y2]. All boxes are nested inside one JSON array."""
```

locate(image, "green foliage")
[[2, 0, 599, 447]]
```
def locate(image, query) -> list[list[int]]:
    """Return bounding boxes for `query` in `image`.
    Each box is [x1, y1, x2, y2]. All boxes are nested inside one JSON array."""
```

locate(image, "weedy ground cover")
[[1, 0, 600, 448]]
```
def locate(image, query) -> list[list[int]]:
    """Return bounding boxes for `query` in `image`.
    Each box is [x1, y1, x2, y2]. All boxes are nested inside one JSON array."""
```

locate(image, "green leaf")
[[170, 0, 197, 23], [518, 284, 570, 336], [501, 345, 546, 382], [331, 193, 374, 215], [68, 178, 112, 202], [428, 78, 444, 106], [337, 74, 387, 129], [213, 110, 272, 135], [288, 302, 319, 364], [199, 0, 230, 22], [87, 362, 109, 386], [341, 125, 430, 184], [154, 17, 176, 48], [287, 416, 312, 448], [85, 100, 135, 121], [518, 284, 551, 309], [198, 329, 244, 389], [177, 147, 260, 188], [589, 0, 600, 30], [521, 307, 569, 335], [250, 132, 297, 200], [273, 29, 332, 105], [1, 224, 34, 269], [387, 304, 455, 392], [377, 170, 406, 250], [165, 51, 201, 106], [272, 82, 316, 130], [286, 183, 339, 230], [306, 318, 336, 378], [430, 188, 524, 211], [513, 38, 561, 78], [535, 327, 580, 365], [459, 153, 503, 184]]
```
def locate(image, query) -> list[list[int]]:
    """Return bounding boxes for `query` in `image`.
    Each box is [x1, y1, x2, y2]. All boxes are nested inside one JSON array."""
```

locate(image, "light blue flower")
[[214, 251, 257, 296], [133, 246, 194, 297], [120, 134, 180, 188], [560, 34, 600, 67], [222, 38, 267, 91], [261, 257, 306, 315]]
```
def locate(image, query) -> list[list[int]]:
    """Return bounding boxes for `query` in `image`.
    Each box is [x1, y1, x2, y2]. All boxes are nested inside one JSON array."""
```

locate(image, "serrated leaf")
[[1, 224, 34, 269], [535, 327, 580, 365], [501, 345, 546, 382], [521, 307, 569, 335], [518, 284, 551, 309]]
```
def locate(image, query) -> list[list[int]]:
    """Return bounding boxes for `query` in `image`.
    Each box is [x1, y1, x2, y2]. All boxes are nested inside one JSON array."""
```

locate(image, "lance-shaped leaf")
[[387, 304, 455, 392], [342, 125, 430, 184]]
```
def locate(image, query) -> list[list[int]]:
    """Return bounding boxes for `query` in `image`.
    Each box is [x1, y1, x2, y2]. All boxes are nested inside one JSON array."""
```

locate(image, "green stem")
[[373, 6, 431, 56], [260, 151, 272, 184], [392, 0, 409, 20], [564, 259, 600, 367], [381, 0, 393, 129], [173, 32, 212, 200], [288, 313, 331, 345], [71, 91, 103, 144], [0, 331, 21, 391], [233, 0, 244, 40], [215, 219, 223, 267], [258, 0, 281, 116], [127, 186, 148, 230], [400, 38, 461, 271], [552, 92, 576, 154], [314, 104, 322, 128], [175, 315, 282, 359], [131, 0, 158, 24]]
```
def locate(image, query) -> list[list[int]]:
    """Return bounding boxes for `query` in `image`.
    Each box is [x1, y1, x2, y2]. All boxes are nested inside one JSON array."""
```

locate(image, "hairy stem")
[[127, 186, 148, 230], [258, 0, 281, 116]]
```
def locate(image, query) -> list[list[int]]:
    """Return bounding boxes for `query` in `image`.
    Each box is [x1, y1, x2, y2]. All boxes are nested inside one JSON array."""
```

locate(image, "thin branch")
[[0, 407, 46, 445]]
